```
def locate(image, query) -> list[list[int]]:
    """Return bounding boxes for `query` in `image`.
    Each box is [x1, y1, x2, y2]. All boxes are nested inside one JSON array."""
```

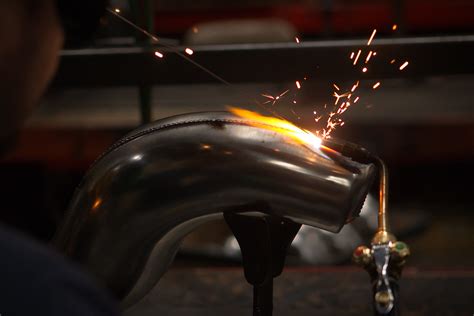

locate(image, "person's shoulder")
[[0, 224, 119, 316]]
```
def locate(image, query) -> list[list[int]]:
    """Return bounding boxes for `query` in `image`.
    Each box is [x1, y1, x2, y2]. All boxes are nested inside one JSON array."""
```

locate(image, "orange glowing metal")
[[229, 107, 322, 148], [367, 29, 377, 46], [185, 48, 194, 55], [373, 82, 381, 89], [399, 61, 409, 70], [353, 50, 362, 65]]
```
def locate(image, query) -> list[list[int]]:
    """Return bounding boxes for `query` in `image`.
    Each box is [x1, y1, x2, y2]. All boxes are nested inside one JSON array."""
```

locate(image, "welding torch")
[[322, 138, 410, 316], [321, 138, 389, 235]]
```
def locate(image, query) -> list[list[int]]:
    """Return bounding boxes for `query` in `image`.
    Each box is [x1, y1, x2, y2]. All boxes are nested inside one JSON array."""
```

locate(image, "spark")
[[362, 67, 368, 72], [399, 61, 409, 70], [295, 36, 300, 43], [315, 116, 322, 122], [353, 50, 362, 65], [373, 82, 381, 89], [367, 29, 377, 46], [185, 48, 194, 55], [114, 8, 121, 13], [107, 8, 159, 42], [92, 198, 102, 211], [192, 27, 199, 33], [154, 51, 164, 58], [290, 108, 300, 119], [106, 8, 230, 85], [296, 81, 301, 89], [365, 51, 373, 63], [333, 91, 349, 105], [337, 102, 347, 114], [293, 100, 297, 104], [373, 52, 377, 56], [261, 94, 275, 100], [261, 89, 289, 106], [354, 96, 360, 103], [333, 84, 340, 91], [336, 102, 351, 115], [350, 52, 355, 59], [390, 59, 396, 64], [351, 81, 359, 92], [392, 24, 398, 31]]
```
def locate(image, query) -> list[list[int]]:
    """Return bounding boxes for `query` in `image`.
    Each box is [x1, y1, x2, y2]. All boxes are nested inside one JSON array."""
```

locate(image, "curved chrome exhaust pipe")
[[54, 111, 375, 309]]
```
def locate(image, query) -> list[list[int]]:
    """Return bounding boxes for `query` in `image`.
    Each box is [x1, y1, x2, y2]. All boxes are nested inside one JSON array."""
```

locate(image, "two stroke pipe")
[[54, 112, 376, 310]]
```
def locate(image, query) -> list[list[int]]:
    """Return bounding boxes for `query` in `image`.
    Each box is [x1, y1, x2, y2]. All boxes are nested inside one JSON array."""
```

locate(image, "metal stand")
[[224, 213, 301, 316]]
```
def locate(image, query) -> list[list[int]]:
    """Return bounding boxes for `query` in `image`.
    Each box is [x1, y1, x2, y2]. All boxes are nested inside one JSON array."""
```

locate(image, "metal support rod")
[[253, 279, 273, 316], [138, 86, 152, 123], [224, 213, 301, 316]]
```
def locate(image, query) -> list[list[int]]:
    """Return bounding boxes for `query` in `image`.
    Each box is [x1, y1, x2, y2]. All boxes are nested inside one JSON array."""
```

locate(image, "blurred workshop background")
[[0, 0, 473, 313]]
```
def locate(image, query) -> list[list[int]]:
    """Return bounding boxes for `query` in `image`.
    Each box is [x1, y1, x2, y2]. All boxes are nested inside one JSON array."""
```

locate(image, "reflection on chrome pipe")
[[53, 111, 375, 310]]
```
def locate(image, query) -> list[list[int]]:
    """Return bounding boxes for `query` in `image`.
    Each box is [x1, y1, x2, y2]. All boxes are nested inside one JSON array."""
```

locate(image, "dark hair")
[[56, 0, 109, 47]]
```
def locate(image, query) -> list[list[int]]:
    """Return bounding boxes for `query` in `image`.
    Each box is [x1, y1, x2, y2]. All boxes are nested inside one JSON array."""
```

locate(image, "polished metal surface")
[[54, 111, 375, 310]]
